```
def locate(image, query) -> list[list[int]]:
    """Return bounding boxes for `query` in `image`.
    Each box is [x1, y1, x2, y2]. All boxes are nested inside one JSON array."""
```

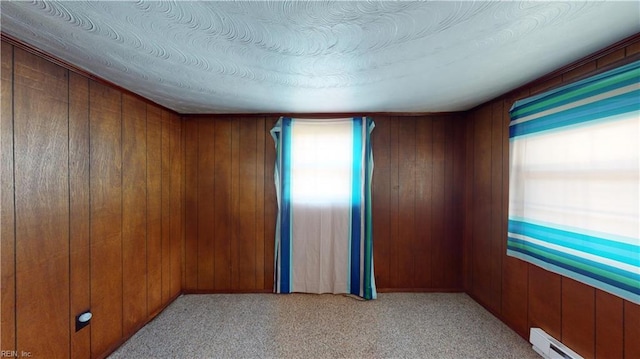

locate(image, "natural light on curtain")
[[271, 117, 376, 300], [507, 60, 640, 304]]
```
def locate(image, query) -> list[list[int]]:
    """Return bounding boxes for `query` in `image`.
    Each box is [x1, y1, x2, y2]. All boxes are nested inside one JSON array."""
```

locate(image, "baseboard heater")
[[529, 328, 583, 359]]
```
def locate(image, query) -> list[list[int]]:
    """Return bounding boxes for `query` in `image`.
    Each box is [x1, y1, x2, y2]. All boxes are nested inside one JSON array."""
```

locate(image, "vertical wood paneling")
[[196, 119, 215, 290], [624, 301, 640, 358], [235, 119, 258, 290], [183, 115, 465, 292], [450, 117, 466, 287], [14, 48, 70, 358], [170, 114, 182, 297], [122, 94, 148, 335], [397, 119, 416, 289], [255, 118, 266, 290], [414, 118, 432, 288], [562, 278, 595, 358], [464, 38, 640, 359], [595, 290, 623, 359], [214, 119, 232, 290], [160, 112, 172, 303], [500, 91, 529, 339], [444, 118, 462, 287], [371, 116, 391, 288], [230, 120, 241, 290], [528, 265, 562, 339], [146, 105, 163, 315], [431, 118, 446, 288], [387, 118, 401, 288], [462, 116, 474, 292], [3, 39, 185, 359], [0, 41, 16, 353], [471, 104, 492, 307], [89, 80, 122, 357], [184, 119, 199, 290], [489, 101, 503, 308], [68, 72, 91, 359]]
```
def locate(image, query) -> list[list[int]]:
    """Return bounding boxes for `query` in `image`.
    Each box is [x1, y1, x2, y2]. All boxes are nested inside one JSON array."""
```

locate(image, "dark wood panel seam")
[[145, 105, 149, 319], [160, 117, 164, 299], [67, 67, 72, 359], [87, 80, 93, 356], [11, 43, 18, 353], [120, 92, 125, 339], [196, 120, 200, 288]]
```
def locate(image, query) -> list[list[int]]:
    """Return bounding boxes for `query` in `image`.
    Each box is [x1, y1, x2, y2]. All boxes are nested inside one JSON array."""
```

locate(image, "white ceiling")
[[1, 1, 638, 114]]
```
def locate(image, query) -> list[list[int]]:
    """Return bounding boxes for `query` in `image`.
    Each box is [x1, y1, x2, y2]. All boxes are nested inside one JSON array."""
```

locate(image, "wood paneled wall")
[[0, 41, 184, 358], [372, 116, 465, 290], [183, 117, 273, 292], [182, 115, 465, 292], [2, 32, 638, 359], [462, 37, 640, 359]]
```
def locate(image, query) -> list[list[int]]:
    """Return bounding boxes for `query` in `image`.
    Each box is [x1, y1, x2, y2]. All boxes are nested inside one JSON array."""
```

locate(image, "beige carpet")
[[109, 293, 539, 359]]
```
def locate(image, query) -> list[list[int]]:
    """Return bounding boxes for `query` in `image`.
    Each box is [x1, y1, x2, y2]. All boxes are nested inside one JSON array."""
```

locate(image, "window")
[[508, 60, 639, 304], [271, 117, 376, 300]]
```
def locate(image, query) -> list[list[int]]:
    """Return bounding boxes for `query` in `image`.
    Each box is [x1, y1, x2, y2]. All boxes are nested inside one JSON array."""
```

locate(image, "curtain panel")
[[271, 117, 376, 300], [508, 60, 640, 304]]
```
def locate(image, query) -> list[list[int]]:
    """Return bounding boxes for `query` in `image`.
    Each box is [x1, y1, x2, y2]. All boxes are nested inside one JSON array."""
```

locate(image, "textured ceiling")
[[1, 1, 639, 114]]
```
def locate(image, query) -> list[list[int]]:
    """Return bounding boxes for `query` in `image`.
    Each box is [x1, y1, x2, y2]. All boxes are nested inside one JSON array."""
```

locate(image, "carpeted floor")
[[109, 293, 539, 359]]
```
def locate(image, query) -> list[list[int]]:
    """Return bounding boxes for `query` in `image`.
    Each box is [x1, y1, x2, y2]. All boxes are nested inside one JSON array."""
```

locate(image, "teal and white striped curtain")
[[271, 117, 376, 300], [508, 60, 639, 304]]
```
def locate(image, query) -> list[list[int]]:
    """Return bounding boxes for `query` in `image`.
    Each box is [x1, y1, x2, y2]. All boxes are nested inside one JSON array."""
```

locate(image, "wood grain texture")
[[562, 278, 595, 358], [122, 93, 148, 336], [489, 101, 503, 309], [3, 39, 185, 359], [183, 115, 465, 292], [0, 41, 16, 353], [89, 80, 123, 357], [387, 118, 401, 288], [470, 104, 493, 308], [184, 119, 199, 290], [397, 118, 416, 289], [624, 301, 640, 359], [430, 118, 445, 288], [462, 116, 474, 293], [214, 119, 232, 290], [146, 105, 163, 315], [161, 111, 172, 303], [68, 71, 91, 359], [463, 38, 640, 358], [197, 119, 215, 290], [414, 118, 433, 288], [595, 290, 623, 359], [255, 118, 266, 290], [499, 90, 529, 339], [14, 48, 70, 358], [170, 114, 182, 298], [235, 118, 258, 290], [528, 265, 561, 339]]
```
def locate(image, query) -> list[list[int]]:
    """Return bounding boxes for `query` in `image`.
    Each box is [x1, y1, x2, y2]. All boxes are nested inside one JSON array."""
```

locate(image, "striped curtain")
[[508, 60, 639, 304], [271, 117, 376, 300]]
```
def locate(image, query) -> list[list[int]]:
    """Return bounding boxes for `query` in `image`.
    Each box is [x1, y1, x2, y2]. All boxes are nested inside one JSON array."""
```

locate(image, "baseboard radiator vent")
[[530, 328, 583, 359]]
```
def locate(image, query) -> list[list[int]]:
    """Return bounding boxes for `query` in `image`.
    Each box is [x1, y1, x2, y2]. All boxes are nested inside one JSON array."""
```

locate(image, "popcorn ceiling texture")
[[1, 1, 638, 113], [109, 293, 540, 358]]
